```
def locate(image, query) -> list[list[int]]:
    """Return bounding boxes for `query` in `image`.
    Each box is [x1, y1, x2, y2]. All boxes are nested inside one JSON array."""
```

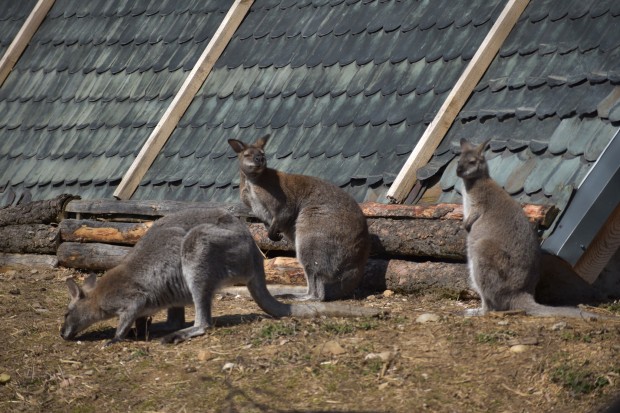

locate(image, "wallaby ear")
[[228, 139, 246, 154], [66, 277, 83, 300], [460, 138, 473, 151], [477, 139, 491, 155], [83, 273, 98, 291], [255, 134, 270, 149]]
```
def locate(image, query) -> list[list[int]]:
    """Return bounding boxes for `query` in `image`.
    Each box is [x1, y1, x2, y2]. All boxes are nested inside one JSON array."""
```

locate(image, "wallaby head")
[[228, 135, 270, 179], [456, 138, 490, 181], [61, 274, 102, 340]]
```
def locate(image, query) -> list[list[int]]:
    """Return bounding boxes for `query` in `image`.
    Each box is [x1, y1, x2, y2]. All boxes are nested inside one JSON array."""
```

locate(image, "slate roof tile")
[[3, 0, 557, 205]]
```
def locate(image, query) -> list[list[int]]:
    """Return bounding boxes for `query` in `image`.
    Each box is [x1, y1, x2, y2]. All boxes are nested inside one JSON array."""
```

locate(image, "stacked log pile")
[[55, 199, 558, 294], [0, 194, 78, 268]]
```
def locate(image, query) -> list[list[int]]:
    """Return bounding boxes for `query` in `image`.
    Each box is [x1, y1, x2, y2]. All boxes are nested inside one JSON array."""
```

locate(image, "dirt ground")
[[1, 267, 620, 413]]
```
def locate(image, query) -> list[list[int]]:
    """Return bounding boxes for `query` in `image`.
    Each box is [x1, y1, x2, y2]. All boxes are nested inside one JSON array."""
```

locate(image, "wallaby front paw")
[[160, 333, 185, 345], [268, 230, 283, 242], [104, 337, 126, 347]]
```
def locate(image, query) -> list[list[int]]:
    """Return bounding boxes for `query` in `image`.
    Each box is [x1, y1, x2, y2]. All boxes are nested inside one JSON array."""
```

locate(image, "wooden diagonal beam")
[[386, 0, 530, 203], [0, 0, 55, 86], [113, 0, 254, 200]]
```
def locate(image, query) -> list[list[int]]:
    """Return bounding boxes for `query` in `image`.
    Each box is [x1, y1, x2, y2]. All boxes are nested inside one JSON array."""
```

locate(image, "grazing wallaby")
[[457, 138, 605, 319], [60, 208, 381, 346], [228, 135, 370, 301]]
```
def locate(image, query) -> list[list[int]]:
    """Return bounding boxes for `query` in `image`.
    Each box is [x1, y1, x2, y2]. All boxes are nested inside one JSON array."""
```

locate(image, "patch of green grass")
[[256, 321, 297, 342], [560, 331, 593, 343], [364, 358, 384, 375], [602, 301, 620, 313], [475, 330, 516, 344], [320, 320, 356, 335], [550, 363, 609, 396], [318, 319, 379, 336]]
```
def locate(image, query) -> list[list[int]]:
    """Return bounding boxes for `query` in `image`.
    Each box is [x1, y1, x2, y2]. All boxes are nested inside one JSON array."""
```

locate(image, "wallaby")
[[60, 208, 381, 346], [228, 135, 370, 301], [457, 138, 606, 319]]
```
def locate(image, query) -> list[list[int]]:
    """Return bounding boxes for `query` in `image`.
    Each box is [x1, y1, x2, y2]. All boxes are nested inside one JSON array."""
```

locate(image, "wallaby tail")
[[514, 295, 612, 320], [246, 275, 383, 318]]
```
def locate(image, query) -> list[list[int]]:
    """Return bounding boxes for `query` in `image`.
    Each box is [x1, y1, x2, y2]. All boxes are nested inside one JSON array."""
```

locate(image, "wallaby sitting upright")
[[457, 138, 604, 319], [228, 135, 370, 301], [60, 208, 380, 346]]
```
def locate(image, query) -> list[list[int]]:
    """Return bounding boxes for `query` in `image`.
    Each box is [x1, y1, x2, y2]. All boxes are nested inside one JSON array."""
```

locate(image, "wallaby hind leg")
[[465, 240, 512, 316], [161, 261, 216, 345]]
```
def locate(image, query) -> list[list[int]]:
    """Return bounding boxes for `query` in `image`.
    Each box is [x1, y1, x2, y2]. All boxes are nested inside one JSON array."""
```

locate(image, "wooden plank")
[[113, 0, 254, 200], [0, 0, 55, 86], [386, 0, 530, 203], [574, 204, 620, 284]]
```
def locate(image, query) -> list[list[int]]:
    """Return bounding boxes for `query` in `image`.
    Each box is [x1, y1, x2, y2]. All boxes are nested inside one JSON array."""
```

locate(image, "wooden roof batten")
[[386, 0, 530, 204], [113, 0, 255, 200], [0, 0, 56, 87]]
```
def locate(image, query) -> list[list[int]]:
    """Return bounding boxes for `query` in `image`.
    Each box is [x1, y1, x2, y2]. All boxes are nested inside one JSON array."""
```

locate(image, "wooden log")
[[0, 194, 78, 226], [0, 224, 59, 254], [59, 216, 468, 259], [57, 242, 132, 272], [55, 241, 470, 295], [60, 219, 153, 245], [64, 199, 557, 227], [248, 219, 467, 260], [65, 199, 251, 220], [0, 253, 57, 270], [574, 203, 620, 284]]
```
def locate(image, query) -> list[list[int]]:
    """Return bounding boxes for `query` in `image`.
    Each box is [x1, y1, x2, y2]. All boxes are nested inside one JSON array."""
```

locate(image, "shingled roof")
[[0, 0, 617, 222], [416, 0, 620, 216], [0, 1, 37, 58], [0, 0, 233, 206], [134, 0, 508, 202]]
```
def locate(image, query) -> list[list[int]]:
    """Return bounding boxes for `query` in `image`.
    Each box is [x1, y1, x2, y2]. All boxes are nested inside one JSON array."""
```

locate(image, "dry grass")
[[1, 267, 619, 412]]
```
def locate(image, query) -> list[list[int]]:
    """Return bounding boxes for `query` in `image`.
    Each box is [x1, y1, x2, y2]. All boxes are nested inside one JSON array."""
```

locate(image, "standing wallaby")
[[228, 135, 370, 301], [60, 208, 381, 346], [457, 138, 604, 319]]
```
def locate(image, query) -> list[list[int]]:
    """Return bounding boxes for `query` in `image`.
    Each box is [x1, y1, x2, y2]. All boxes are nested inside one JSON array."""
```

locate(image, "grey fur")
[[228, 135, 370, 301], [60, 209, 380, 346], [457, 139, 604, 319]]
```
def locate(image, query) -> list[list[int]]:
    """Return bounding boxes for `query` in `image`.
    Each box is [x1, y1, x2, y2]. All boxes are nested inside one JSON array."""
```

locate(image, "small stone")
[[222, 362, 236, 372], [321, 340, 346, 356], [197, 350, 213, 362], [383, 290, 395, 298], [416, 313, 441, 323], [365, 351, 393, 362], [378, 382, 389, 390], [0, 373, 11, 384], [551, 322, 568, 331], [509, 344, 529, 353], [8, 289, 20, 296]]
